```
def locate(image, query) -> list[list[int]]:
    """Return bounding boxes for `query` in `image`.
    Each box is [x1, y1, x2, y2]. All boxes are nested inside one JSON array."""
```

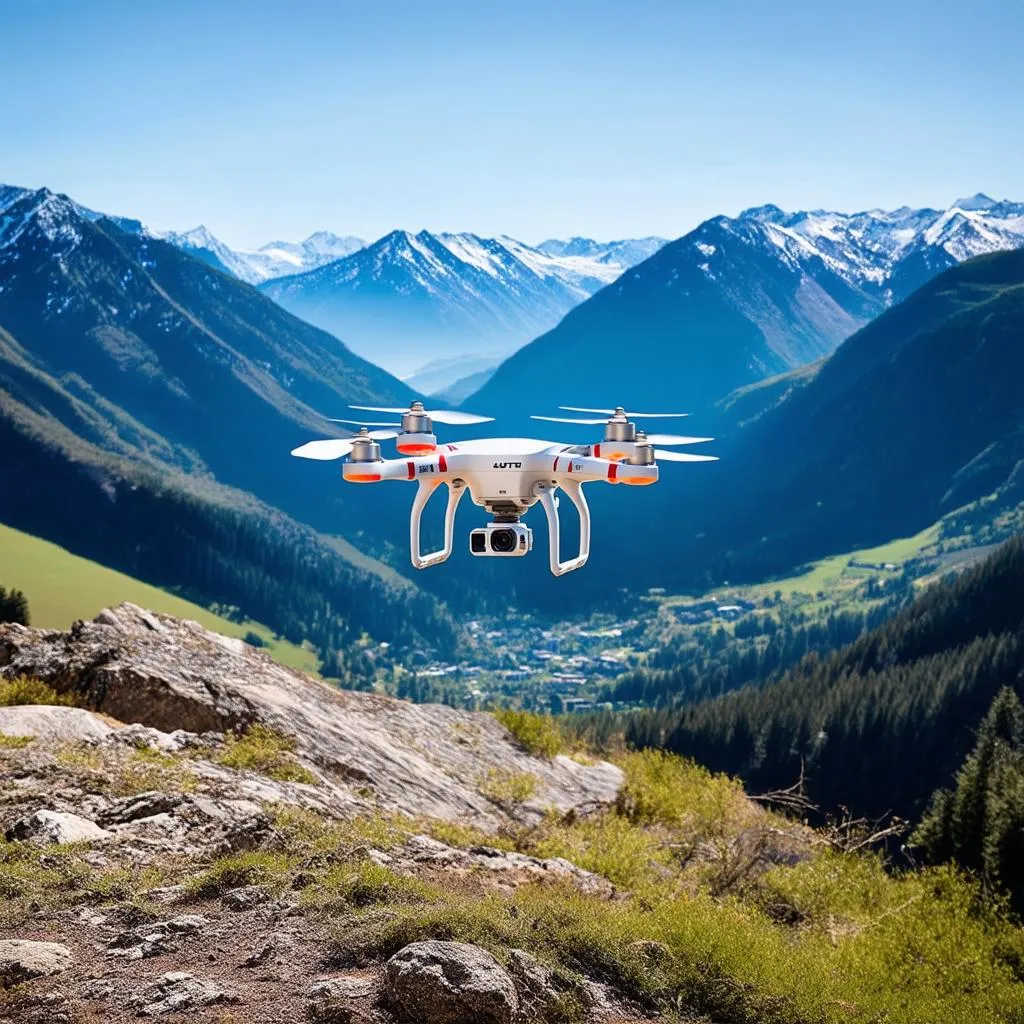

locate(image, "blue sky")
[[5, 0, 1023, 248]]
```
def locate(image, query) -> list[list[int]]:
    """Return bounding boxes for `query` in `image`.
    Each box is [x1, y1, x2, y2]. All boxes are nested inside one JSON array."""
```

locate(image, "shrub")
[[0, 676, 76, 707], [0, 586, 29, 626], [479, 768, 539, 808], [216, 723, 317, 785], [494, 708, 563, 759]]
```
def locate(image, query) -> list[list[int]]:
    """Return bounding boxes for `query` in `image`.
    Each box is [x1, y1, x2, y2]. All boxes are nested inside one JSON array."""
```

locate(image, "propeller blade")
[[559, 406, 689, 418], [654, 449, 719, 463], [643, 434, 714, 446], [531, 415, 609, 425], [366, 429, 400, 440], [327, 417, 401, 428], [348, 404, 493, 425], [290, 439, 355, 461], [429, 410, 494, 425]]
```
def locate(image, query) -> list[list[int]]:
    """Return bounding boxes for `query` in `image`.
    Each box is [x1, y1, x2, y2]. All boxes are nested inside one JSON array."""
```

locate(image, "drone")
[[291, 401, 717, 576]]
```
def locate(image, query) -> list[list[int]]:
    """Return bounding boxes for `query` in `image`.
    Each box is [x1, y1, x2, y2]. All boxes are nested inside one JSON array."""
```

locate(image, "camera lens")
[[490, 528, 517, 553]]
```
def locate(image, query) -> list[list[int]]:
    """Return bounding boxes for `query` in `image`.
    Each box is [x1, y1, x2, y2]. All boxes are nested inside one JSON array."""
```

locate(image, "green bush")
[[0, 585, 29, 626], [494, 708, 564, 759], [0, 676, 76, 707]]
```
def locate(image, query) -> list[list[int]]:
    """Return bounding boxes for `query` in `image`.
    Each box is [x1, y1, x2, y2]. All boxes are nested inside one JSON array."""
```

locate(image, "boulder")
[[0, 939, 74, 985], [6, 809, 112, 845], [0, 604, 623, 830], [0, 705, 113, 744], [385, 941, 518, 1024]]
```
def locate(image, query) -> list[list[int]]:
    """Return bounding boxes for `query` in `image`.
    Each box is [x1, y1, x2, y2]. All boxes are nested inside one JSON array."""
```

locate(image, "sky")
[[4, 0, 1024, 249]]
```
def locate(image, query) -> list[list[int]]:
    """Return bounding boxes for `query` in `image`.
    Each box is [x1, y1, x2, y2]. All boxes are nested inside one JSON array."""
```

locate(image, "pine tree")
[[914, 687, 1024, 909], [0, 585, 30, 626]]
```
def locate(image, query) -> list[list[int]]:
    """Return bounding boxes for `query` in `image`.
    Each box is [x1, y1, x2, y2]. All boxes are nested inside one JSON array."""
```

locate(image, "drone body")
[[291, 402, 716, 576]]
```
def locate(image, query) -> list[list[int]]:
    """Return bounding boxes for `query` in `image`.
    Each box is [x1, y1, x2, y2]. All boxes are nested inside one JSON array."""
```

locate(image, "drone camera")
[[469, 522, 533, 557]]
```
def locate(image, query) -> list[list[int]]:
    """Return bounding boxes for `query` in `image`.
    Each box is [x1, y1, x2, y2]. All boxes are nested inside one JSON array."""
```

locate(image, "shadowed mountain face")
[[471, 195, 1024, 416], [0, 187, 414, 535], [0, 188, 460, 654]]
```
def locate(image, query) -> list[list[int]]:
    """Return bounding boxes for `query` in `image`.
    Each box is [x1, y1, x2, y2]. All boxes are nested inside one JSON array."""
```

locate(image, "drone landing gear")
[[410, 478, 467, 569], [533, 480, 590, 576]]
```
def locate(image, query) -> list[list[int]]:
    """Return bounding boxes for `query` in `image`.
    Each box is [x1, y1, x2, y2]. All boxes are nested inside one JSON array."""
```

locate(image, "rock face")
[[0, 604, 623, 828], [385, 941, 519, 1024], [0, 705, 115, 744], [129, 971, 239, 1016], [6, 810, 113, 845], [0, 939, 74, 985]]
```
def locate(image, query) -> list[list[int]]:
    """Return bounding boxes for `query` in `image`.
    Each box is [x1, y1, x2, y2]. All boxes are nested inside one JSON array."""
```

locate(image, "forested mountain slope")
[[623, 535, 1024, 821]]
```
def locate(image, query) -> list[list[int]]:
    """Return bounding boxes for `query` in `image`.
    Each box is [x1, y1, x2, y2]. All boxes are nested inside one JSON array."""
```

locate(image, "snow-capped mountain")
[[158, 226, 366, 285], [472, 194, 1024, 416], [536, 235, 667, 268], [261, 230, 659, 378]]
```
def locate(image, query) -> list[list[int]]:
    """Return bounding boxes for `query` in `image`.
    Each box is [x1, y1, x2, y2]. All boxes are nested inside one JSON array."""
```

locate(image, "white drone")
[[291, 401, 717, 576]]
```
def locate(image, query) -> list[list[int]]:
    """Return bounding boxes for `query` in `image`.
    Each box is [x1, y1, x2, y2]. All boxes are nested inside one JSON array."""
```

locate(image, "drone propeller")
[[290, 439, 357, 461], [642, 433, 714, 446], [291, 426, 398, 461], [559, 406, 689, 419], [654, 449, 719, 463], [327, 418, 403, 428], [350, 403, 493, 425], [530, 415, 609, 426]]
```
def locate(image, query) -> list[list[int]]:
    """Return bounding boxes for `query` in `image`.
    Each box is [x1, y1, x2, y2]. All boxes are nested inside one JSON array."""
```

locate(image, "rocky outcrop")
[[0, 705, 115, 744], [385, 941, 519, 1024], [6, 810, 113, 845], [0, 604, 622, 829], [0, 940, 74, 986]]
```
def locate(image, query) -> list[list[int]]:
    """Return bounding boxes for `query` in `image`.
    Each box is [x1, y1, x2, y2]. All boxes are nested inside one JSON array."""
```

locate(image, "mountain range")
[[0, 185, 454, 660], [261, 231, 667, 377], [160, 226, 367, 284], [472, 194, 1024, 415]]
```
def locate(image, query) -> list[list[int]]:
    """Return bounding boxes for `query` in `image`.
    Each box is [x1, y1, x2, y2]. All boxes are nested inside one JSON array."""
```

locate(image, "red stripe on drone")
[[438, 454, 448, 473], [607, 463, 618, 482], [552, 457, 559, 472], [593, 443, 601, 458], [407, 461, 415, 480]]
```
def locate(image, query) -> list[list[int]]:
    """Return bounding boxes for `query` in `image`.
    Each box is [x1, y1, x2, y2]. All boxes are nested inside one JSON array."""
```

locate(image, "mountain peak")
[[739, 203, 787, 223], [952, 192, 996, 211]]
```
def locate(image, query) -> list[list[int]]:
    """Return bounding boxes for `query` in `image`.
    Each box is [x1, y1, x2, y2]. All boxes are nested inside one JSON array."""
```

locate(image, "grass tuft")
[[0, 735, 34, 750], [216, 723, 318, 785]]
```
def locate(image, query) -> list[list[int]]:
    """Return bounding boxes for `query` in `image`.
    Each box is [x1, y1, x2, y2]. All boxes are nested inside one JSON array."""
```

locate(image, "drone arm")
[[533, 479, 590, 576], [410, 479, 465, 569]]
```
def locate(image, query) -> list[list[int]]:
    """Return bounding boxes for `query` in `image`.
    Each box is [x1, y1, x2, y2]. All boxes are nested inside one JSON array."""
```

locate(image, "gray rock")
[[385, 941, 518, 1024], [306, 975, 376, 1000], [0, 939, 74, 985], [6, 809, 112, 845], [167, 914, 207, 934], [222, 884, 271, 910], [0, 705, 113, 744], [505, 949, 557, 1014], [0, 603, 623, 829], [130, 971, 239, 1016], [243, 931, 293, 967]]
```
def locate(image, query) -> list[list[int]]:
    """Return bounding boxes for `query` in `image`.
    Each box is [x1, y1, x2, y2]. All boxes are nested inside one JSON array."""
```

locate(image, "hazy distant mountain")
[[261, 230, 661, 377], [472, 195, 1024, 415], [159, 226, 366, 284], [536, 235, 666, 267], [404, 354, 499, 398]]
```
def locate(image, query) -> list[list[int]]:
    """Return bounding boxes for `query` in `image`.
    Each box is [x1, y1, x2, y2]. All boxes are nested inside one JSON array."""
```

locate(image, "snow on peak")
[[952, 193, 996, 212]]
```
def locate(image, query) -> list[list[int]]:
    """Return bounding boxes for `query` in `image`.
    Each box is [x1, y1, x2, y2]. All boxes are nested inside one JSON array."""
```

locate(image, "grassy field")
[[0, 524, 319, 675], [748, 522, 941, 599]]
